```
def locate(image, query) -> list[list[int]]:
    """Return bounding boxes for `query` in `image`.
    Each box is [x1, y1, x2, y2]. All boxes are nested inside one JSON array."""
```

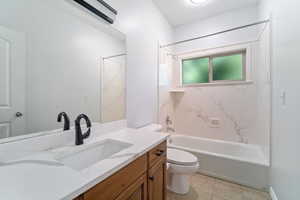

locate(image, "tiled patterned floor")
[[167, 173, 271, 200]]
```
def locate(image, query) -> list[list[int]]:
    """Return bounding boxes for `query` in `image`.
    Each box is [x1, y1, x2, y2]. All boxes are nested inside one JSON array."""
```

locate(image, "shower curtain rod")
[[103, 53, 127, 60], [160, 19, 270, 48]]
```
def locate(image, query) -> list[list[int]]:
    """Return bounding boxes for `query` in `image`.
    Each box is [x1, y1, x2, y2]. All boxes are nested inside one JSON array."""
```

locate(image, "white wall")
[[174, 6, 259, 53], [0, 0, 126, 134], [107, 0, 174, 127], [259, 0, 300, 199]]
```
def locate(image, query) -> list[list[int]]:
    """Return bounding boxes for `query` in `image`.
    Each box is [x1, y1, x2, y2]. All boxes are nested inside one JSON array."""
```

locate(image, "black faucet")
[[75, 114, 92, 145], [57, 112, 70, 131]]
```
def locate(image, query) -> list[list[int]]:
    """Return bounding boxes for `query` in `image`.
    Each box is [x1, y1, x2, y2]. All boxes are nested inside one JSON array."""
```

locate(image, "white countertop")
[[0, 128, 169, 200]]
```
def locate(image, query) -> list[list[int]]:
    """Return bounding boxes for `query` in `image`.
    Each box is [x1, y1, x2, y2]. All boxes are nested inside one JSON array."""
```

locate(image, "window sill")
[[182, 80, 254, 87]]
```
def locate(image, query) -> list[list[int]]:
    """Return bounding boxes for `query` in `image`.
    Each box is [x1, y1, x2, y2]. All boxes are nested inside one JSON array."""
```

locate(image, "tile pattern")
[[159, 40, 271, 148], [102, 56, 126, 123], [167, 174, 271, 200]]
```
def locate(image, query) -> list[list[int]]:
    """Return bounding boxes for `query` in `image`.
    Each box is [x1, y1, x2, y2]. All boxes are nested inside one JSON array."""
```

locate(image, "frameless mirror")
[[0, 0, 126, 141]]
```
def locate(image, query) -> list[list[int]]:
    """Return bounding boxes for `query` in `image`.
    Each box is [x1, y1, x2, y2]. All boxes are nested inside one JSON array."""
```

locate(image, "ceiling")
[[153, 0, 259, 27]]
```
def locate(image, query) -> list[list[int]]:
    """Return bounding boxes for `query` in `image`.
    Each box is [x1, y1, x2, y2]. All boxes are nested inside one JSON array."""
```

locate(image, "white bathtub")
[[168, 135, 269, 190]]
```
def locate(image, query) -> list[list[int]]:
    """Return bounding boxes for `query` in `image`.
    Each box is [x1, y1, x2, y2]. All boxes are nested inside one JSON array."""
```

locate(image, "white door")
[[0, 25, 26, 139]]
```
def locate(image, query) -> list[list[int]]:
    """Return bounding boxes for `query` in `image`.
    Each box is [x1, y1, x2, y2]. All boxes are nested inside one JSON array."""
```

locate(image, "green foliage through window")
[[182, 57, 209, 84], [181, 52, 245, 85], [212, 54, 243, 81]]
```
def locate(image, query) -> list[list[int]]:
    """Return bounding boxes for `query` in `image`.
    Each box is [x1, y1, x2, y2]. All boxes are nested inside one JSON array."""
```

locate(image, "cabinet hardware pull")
[[149, 176, 154, 181], [155, 150, 165, 156]]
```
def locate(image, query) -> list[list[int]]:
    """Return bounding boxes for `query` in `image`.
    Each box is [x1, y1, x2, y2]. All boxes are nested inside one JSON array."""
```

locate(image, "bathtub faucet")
[[165, 116, 175, 132], [166, 116, 173, 125], [166, 127, 175, 133]]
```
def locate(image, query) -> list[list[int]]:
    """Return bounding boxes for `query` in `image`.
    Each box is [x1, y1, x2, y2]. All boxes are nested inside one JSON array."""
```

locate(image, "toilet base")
[[167, 173, 190, 194]]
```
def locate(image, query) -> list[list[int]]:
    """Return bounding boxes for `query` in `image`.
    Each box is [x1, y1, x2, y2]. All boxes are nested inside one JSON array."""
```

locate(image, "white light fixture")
[[189, 0, 208, 6]]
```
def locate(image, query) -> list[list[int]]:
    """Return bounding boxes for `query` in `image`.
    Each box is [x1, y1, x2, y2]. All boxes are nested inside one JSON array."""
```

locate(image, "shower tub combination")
[[168, 135, 269, 190]]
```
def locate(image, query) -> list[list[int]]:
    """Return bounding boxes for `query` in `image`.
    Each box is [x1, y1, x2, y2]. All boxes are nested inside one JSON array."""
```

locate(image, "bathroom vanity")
[[0, 124, 168, 200], [74, 141, 167, 200]]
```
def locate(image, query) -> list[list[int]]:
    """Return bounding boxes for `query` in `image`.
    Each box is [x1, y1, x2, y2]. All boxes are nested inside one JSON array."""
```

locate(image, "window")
[[182, 51, 246, 85], [182, 57, 209, 84]]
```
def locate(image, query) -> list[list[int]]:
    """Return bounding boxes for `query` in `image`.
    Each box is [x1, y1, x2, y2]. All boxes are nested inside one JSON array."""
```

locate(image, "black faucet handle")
[[75, 114, 92, 145], [57, 112, 65, 122], [57, 112, 70, 131], [85, 116, 92, 128], [83, 128, 91, 139], [76, 114, 92, 128]]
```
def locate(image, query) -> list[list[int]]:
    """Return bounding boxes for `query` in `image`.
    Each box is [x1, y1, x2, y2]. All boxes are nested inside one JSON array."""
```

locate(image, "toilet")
[[167, 148, 199, 194]]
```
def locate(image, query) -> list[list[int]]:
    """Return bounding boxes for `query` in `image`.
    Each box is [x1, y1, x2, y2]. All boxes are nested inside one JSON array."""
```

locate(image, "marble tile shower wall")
[[102, 56, 126, 123], [159, 30, 271, 159]]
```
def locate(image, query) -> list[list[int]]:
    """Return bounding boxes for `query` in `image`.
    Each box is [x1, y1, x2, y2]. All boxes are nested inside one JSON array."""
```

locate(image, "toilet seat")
[[167, 149, 199, 194], [167, 148, 198, 166], [167, 162, 199, 174]]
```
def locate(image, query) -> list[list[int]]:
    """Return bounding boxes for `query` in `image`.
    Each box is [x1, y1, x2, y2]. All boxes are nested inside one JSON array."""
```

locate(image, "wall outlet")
[[280, 90, 287, 106], [209, 118, 221, 128]]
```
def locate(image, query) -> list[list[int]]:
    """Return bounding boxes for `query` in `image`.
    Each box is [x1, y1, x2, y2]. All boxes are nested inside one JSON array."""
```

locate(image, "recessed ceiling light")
[[189, 0, 208, 6]]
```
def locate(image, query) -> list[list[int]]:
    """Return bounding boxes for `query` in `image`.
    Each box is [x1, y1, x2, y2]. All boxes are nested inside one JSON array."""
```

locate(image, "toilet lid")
[[167, 148, 198, 166]]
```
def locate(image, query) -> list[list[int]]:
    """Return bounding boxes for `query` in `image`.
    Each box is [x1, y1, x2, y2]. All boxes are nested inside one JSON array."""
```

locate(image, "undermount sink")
[[55, 139, 132, 171]]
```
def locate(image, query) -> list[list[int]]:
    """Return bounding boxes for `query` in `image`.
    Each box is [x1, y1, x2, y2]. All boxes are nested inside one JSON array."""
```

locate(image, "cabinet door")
[[115, 174, 147, 200], [84, 155, 147, 200], [148, 158, 167, 200]]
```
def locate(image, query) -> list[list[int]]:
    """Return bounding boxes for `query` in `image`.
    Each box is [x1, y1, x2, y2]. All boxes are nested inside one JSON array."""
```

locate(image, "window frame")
[[179, 44, 251, 87]]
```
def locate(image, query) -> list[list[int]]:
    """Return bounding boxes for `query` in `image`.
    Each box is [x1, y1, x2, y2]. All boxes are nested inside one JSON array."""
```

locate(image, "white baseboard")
[[270, 187, 279, 200]]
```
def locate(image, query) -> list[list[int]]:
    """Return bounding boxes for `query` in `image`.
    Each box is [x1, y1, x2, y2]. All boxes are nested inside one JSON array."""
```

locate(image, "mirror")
[[0, 0, 126, 140]]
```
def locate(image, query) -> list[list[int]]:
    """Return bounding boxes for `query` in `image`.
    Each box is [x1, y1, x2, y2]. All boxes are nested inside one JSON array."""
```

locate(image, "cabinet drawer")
[[84, 155, 147, 200], [148, 141, 167, 168]]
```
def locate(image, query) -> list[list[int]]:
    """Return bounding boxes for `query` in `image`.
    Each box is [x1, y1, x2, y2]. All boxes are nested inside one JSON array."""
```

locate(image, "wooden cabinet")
[[148, 141, 167, 168], [148, 158, 167, 200], [73, 195, 84, 200], [115, 174, 147, 200], [148, 141, 167, 200], [84, 155, 147, 200], [74, 141, 167, 200]]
